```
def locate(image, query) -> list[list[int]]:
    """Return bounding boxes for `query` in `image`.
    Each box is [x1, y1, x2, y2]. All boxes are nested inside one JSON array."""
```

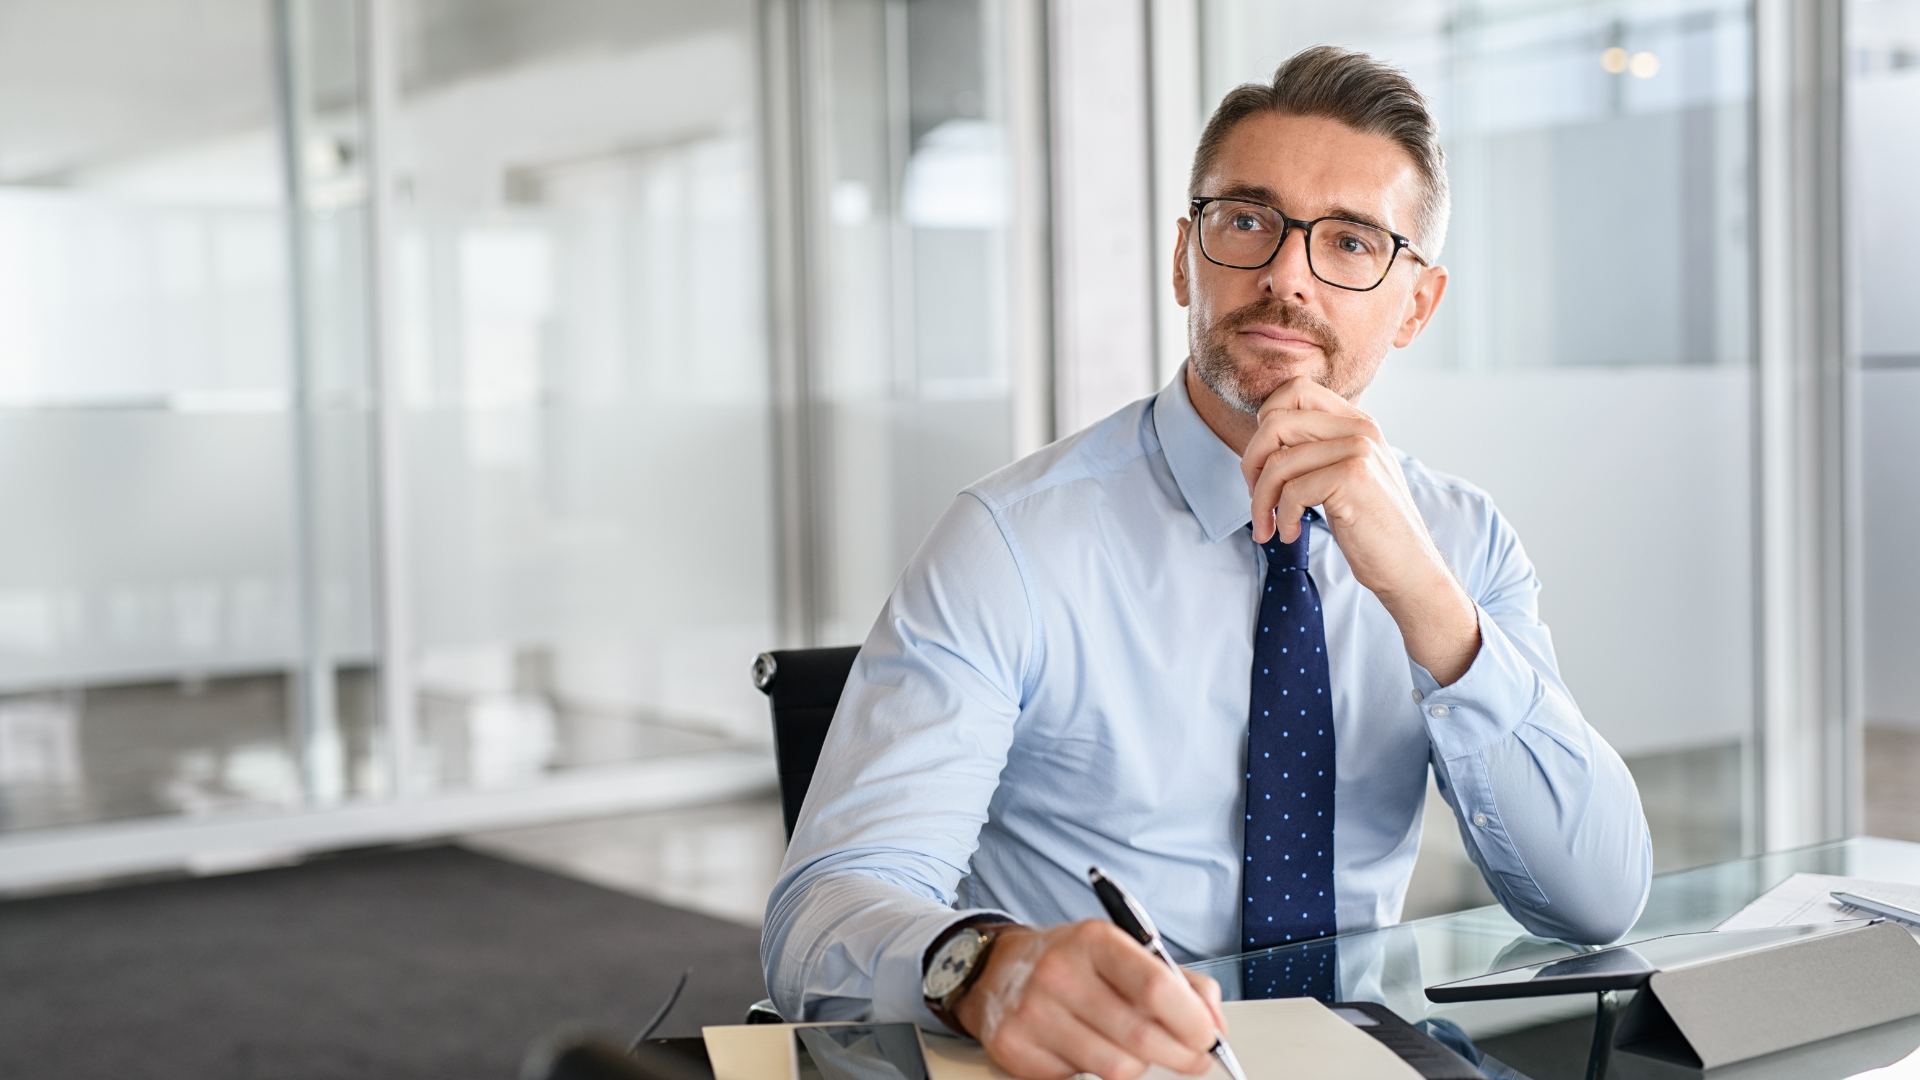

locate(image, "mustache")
[[1217, 296, 1341, 355]]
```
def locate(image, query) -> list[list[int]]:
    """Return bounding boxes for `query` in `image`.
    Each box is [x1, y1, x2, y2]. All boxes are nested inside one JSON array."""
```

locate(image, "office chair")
[[752, 646, 861, 841], [745, 646, 861, 1025]]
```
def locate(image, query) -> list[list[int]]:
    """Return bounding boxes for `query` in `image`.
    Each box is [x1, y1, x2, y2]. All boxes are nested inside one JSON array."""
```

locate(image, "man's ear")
[[1172, 218, 1193, 308], [1393, 263, 1448, 348]]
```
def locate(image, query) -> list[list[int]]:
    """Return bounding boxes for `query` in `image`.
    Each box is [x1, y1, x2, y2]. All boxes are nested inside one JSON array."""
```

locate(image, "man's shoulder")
[[964, 397, 1159, 515], [1392, 449, 1505, 539]]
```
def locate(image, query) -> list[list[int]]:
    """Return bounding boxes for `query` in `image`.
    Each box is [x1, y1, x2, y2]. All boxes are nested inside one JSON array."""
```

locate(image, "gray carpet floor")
[[0, 845, 769, 1079]]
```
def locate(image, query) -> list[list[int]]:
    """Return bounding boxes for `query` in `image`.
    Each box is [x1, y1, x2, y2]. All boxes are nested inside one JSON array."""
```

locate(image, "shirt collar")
[[1153, 364, 1259, 544]]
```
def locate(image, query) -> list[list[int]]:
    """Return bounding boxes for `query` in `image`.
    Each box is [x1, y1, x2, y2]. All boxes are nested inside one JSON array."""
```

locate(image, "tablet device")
[[793, 1024, 927, 1080], [1425, 920, 1873, 1002]]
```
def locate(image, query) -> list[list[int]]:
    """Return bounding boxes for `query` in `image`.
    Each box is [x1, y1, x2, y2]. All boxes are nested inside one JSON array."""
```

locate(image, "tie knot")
[[1260, 513, 1314, 571]]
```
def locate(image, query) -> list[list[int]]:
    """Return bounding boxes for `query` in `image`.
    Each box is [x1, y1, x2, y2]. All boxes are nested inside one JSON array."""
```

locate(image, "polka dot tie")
[[1240, 512, 1336, 1000]]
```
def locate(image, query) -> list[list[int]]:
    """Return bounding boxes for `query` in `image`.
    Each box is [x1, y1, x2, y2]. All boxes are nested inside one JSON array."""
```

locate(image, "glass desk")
[[1187, 837, 1920, 1080]]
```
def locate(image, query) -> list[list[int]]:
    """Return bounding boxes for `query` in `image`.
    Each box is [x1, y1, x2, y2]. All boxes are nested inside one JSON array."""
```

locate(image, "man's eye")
[[1335, 233, 1371, 254], [1229, 213, 1263, 232]]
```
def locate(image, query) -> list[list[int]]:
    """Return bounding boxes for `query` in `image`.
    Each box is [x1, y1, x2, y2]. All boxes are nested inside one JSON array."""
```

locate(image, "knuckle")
[[1142, 972, 1188, 1020], [1117, 1012, 1156, 1053], [1069, 920, 1109, 948], [1030, 955, 1072, 994]]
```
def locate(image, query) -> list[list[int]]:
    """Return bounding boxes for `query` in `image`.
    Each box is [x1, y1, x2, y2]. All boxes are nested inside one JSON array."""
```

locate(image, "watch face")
[[923, 928, 985, 1000]]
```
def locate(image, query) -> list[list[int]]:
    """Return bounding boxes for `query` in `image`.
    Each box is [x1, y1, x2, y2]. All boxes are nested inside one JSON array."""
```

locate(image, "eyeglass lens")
[[1196, 200, 1397, 289]]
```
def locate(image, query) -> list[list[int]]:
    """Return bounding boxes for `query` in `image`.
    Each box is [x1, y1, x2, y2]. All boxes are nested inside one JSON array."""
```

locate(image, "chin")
[[1229, 350, 1326, 397]]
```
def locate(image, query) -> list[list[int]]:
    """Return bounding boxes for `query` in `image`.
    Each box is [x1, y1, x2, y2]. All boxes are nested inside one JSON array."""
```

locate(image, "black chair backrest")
[[752, 646, 860, 841]]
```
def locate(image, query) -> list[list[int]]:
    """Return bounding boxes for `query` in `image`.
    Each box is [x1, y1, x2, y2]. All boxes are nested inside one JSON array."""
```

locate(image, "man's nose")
[[1261, 225, 1316, 298]]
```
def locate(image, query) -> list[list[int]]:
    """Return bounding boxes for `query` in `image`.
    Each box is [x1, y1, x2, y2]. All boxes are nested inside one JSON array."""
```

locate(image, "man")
[[762, 46, 1650, 1080]]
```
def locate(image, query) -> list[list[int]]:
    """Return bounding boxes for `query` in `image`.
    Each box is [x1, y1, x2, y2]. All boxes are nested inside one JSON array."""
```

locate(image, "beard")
[[1190, 295, 1348, 414]]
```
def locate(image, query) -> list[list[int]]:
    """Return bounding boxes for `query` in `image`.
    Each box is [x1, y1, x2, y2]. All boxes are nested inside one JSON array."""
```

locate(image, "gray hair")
[[1189, 46, 1450, 258]]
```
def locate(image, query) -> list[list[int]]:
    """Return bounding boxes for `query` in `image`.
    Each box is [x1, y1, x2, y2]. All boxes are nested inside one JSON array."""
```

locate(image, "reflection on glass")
[[1199, 0, 1756, 874], [391, 0, 776, 792], [1188, 838, 1920, 1071]]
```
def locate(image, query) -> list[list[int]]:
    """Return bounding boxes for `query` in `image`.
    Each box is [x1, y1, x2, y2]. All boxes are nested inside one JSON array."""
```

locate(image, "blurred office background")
[[0, 0, 1915, 927]]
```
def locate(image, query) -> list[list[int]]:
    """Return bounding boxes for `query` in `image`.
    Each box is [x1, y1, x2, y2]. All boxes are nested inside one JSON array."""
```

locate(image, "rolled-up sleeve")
[[1412, 506, 1652, 945], [762, 492, 1032, 1027]]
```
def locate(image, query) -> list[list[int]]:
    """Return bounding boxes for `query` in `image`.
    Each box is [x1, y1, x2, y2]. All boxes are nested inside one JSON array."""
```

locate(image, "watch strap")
[[923, 916, 1015, 1038]]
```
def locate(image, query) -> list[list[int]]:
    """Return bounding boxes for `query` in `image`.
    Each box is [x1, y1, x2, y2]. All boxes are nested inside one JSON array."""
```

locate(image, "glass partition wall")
[[0, 0, 380, 832], [1852, 0, 1920, 843], [0, 0, 1048, 886], [0, 0, 1888, 903], [788, 0, 1047, 645], [1199, 0, 1759, 882], [384, 0, 778, 793]]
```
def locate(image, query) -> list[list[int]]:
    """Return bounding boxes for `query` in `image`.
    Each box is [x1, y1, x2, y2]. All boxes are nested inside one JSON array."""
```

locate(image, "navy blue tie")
[[1241, 512, 1336, 1000]]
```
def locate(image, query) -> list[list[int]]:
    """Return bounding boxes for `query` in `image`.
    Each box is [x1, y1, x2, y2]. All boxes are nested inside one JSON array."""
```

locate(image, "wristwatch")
[[921, 918, 1013, 1037]]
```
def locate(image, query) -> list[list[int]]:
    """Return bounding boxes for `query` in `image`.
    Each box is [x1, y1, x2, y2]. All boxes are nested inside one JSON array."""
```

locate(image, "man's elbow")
[[1525, 836, 1652, 945]]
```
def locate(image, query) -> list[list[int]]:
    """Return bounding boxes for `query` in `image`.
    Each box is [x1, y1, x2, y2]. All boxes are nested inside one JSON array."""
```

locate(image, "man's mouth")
[[1238, 324, 1322, 349]]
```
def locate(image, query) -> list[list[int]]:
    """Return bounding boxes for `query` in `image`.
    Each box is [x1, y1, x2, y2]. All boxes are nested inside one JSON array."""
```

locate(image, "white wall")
[[1364, 366, 1754, 757]]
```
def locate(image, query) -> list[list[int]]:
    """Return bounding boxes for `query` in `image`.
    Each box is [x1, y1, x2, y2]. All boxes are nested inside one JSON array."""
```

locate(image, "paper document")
[[1716, 872, 1920, 942], [708, 999, 1419, 1080]]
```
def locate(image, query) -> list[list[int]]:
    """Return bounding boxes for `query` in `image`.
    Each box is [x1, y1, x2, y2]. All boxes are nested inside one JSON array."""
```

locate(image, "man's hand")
[[1241, 377, 1479, 685], [951, 921, 1225, 1080]]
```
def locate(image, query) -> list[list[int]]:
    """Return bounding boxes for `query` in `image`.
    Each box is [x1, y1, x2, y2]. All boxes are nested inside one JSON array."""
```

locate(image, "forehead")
[[1199, 112, 1423, 231]]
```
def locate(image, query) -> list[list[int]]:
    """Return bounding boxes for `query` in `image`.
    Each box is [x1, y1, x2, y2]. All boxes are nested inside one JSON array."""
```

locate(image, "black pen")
[[1088, 866, 1251, 1080]]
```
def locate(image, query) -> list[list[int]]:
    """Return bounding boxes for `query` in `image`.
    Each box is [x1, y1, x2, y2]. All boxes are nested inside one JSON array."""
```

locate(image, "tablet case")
[[1612, 919, 1920, 1069]]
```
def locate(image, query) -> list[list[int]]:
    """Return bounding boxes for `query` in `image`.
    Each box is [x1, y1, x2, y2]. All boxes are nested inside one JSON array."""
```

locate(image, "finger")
[[1270, 466, 1356, 544], [1019, 995, 1153, 1080], [1182, 971, 1226, 1033], [1084, 932, 1220, 1057], [1257, 375, 1369, 421], [981, 1025, 1079, 1080], [1249, 437, 1373, 539], [1051, 964, 1212, 1073], [1239, 410, 1379, 490]]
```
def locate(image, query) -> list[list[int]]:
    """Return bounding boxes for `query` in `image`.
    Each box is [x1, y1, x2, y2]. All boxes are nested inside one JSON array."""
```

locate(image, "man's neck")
[[1185, 362, 1259, 456]]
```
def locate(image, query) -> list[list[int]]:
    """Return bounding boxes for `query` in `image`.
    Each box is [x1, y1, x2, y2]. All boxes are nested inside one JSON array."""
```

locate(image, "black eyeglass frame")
[[1187, 196, 1430, 293]]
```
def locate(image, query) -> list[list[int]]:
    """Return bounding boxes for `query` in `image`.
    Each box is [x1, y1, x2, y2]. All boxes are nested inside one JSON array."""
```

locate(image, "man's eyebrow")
[[1324, 204, 1394, 233], [1197, 186, 1399, 234], [1200, 181, 1282, 205]]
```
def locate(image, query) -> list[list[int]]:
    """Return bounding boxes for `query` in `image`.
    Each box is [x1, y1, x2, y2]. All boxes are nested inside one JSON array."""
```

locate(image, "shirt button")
[[1428, 704, 1450, 718], [1472, 812, 1489, 827], [1411, 688, 1424, 704]]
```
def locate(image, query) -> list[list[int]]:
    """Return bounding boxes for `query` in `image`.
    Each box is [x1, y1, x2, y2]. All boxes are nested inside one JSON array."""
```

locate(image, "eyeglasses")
[[1188, 197, 1428, 292]]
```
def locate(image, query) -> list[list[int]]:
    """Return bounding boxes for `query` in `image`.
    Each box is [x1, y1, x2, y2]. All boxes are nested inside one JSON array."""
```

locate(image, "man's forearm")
[[1419, 609, 1650, 943], [1376, 559, 1481, 686], [763, 868, 1013, 1026]]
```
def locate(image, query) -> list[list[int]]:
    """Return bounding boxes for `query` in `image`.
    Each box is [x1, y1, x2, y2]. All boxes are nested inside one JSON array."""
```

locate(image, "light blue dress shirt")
[[762, 367, 1651, 1027]]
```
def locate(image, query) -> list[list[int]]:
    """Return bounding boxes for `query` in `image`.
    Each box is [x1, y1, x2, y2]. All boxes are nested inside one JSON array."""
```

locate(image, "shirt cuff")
[[872, 906, 1017, 1031], [1409, 602, 1543, 761]]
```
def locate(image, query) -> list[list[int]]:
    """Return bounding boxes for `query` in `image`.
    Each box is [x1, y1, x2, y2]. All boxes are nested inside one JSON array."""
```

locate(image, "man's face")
[[1174, 112, 1447, 410]]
